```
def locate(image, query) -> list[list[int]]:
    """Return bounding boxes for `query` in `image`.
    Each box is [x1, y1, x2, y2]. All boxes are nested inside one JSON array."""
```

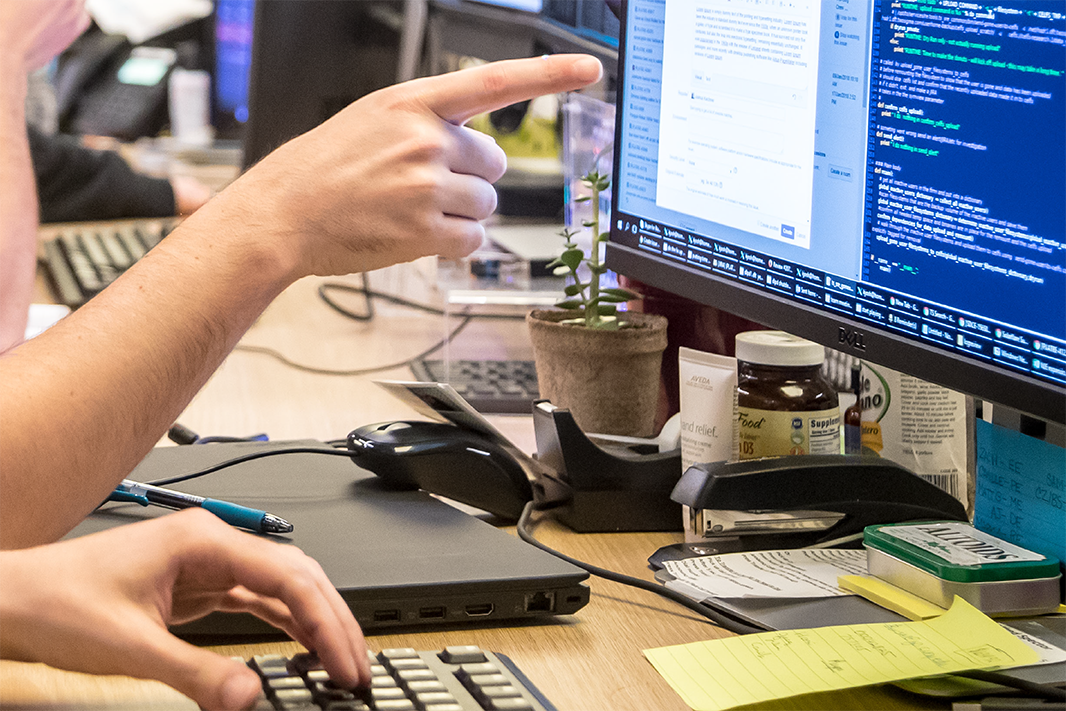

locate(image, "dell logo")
[[838, 327, 867, 351]]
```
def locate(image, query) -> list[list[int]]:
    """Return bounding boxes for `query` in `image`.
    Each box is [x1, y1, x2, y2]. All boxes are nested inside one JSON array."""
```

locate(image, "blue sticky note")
[[974, 419, 1066, 567]]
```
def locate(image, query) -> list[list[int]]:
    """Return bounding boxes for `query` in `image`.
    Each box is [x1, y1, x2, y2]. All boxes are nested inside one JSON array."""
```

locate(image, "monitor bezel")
[[604, 0, 1066, 425]]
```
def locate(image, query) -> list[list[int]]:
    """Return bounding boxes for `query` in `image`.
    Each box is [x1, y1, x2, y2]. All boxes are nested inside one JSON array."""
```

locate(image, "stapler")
[[669, 455, 969, 555]]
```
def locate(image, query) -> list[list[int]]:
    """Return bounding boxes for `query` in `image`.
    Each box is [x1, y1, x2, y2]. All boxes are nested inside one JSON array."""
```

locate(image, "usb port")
[[372, 609, 400, 622], [464, 603, 494, 617], [418, 606, 446, 619]]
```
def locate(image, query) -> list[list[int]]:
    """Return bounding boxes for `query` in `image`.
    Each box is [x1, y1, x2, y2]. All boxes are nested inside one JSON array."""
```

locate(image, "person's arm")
[[0, 57, 38, 350], [29, 125, 177, 222], [0, 54, 603, 549], [0, 0, 90, 350], [0, 508, 371, 711]]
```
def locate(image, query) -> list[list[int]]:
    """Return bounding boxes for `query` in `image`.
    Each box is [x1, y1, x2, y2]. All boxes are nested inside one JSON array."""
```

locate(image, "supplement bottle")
[[734, 331, 841, 459]]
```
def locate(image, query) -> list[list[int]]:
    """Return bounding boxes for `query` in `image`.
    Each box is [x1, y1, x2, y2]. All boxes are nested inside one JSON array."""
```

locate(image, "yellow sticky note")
[[643, 597, 1039, 711], [837, 574, 947, 621]]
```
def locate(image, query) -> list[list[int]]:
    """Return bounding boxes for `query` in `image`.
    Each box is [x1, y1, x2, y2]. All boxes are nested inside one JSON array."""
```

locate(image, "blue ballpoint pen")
[[108, 480, 293, 534]]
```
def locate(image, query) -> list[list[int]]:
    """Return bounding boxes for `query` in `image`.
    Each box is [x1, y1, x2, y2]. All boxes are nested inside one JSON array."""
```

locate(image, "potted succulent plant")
[[526, 170, 668, 437]]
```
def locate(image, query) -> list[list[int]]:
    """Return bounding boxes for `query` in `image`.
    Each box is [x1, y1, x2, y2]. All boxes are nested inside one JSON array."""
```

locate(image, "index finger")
[[409, 54, 603, 125]]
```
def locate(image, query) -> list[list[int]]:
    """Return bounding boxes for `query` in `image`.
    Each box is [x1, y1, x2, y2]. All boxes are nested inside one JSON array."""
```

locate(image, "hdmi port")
[[464, 603, 494, 617]]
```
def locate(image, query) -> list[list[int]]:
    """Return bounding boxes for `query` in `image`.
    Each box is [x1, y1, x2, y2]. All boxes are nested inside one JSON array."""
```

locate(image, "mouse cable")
[[233, 314, 474, 377], [951, 671, 1066, 702], [146, 443, 352, 487], [515, 502, 763, 636], [317, 279, 530, 324]]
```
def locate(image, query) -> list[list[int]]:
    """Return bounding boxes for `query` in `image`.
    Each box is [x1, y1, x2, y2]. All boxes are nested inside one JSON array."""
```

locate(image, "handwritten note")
[[643, 597, 1038, 711], [973, 418, 1066, 565]]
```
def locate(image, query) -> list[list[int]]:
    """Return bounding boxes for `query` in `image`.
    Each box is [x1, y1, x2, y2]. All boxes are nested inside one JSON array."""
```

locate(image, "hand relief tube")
[[678, 347, 737, 541]]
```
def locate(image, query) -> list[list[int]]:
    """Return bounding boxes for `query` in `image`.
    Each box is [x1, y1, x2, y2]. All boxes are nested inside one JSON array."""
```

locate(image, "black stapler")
[[669, 455, 969, 555]]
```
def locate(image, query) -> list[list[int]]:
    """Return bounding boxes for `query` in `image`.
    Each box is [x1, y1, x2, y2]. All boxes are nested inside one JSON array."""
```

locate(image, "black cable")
[[147, 445, 353, 487], [516, 502, 763, 635], [952, 671, 1066, 702], [318, 274, 376, 322], [233, 315, 474, 377]]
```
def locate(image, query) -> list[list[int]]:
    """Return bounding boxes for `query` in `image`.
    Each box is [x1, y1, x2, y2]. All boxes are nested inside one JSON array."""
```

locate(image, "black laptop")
[[68, 440, 590, 637]]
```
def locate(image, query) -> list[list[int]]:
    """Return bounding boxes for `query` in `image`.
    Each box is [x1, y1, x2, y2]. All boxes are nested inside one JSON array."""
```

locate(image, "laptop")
[[67, 439, 590, 638]]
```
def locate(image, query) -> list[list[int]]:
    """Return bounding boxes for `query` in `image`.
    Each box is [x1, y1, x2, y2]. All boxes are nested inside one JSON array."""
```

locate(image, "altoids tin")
[[864, 521, 1061, 617]]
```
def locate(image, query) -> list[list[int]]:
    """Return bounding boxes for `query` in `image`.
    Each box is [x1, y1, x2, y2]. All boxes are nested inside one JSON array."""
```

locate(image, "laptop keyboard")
[[411, 360, 539, 415], [40, 220, 175, 308], [249, 646, 553, 711]]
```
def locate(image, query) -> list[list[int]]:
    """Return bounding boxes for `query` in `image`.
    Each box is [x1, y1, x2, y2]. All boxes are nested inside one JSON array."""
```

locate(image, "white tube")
[[678, 347, 738, 542], [678, 346, 738, 472]]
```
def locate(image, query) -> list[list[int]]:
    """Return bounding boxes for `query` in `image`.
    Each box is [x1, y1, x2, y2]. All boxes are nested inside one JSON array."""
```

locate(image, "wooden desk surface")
[[2, 257, 946, 711]]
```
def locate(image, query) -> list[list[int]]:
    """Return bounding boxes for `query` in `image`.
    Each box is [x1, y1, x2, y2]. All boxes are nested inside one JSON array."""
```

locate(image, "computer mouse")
[[347, 421, 534, 520]]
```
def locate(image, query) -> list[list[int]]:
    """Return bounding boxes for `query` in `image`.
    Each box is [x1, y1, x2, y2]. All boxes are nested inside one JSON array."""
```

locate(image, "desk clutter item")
[[532, 401, 683, 532], [410, 359, 539, 415], [250, 647, 553, 711], [41, 219, 176, 307], [864, 521, 1062, 617], [70, 440, 589, 636], [671, 455, 969, 553], [644, 597, 1040, 711]]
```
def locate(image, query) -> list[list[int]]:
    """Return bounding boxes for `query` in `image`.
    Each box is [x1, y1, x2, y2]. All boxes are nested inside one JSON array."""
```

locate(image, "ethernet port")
[[523, 591, 555, 613]]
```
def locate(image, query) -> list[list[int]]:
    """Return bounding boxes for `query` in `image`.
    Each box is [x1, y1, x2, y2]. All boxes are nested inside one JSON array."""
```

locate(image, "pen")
[[109, 480, 293, 534]]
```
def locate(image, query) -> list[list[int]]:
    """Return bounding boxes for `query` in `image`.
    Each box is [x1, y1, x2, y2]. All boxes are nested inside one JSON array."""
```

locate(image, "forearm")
[[0, 191, 298, 548], [0, 62, 39, 351]]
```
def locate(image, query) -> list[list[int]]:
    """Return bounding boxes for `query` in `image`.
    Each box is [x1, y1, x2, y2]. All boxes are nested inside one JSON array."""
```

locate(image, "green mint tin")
[[864, 521, 1062, 616]]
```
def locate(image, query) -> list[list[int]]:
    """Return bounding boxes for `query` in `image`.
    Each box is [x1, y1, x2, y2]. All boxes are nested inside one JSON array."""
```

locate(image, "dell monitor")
[[606, 0, 1065, 425]]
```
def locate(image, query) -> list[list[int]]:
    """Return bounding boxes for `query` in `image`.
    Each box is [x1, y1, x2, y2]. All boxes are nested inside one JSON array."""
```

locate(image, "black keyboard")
[[411, 360, 539, 415], [249, 647, 555, 711], [40, 220, 175, 308]]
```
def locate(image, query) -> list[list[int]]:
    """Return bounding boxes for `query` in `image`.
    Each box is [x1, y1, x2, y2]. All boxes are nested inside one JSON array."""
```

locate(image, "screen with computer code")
[[611, 0, 1065, 394]]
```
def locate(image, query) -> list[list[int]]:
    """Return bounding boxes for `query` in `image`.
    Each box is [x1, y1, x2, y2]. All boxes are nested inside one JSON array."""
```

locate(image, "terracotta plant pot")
[[527, 309, 669, 437]]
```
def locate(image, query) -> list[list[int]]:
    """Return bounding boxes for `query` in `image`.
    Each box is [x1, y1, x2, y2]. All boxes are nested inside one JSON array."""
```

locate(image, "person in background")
[[0, 0, 603, 707], [30, 123, 214, 222]]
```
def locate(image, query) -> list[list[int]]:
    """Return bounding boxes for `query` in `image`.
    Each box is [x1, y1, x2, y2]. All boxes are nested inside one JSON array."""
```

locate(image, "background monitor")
[[606, 0, 1066, 425], [211, 0, 255, 140], [541, 0, 620, 49], [240, 1, 403, 170]]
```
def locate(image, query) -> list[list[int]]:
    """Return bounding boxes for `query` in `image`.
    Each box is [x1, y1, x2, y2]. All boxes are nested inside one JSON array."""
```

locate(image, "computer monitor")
[[606, 0, 1065, 425], [211, 0, 255, 140], [541, 0, 620, 49], [240, 1, 403, 170]]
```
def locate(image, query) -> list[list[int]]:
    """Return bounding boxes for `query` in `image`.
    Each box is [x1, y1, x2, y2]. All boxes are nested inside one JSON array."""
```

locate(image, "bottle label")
[[736, 407, 841, 459]]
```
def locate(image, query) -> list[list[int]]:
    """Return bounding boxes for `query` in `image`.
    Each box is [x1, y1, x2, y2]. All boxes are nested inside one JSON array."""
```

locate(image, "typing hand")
[[0, 0, 90, 73], [207, 53, 603, 277], [0, 509, 370, 711]]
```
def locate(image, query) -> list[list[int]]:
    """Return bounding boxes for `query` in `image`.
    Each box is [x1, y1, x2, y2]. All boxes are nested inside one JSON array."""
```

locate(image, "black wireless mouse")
[[347, 421, 534, 520]]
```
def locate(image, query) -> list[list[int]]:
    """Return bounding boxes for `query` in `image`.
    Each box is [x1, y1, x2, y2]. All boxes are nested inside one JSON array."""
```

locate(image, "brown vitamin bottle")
[[734, 331, 841, 460]]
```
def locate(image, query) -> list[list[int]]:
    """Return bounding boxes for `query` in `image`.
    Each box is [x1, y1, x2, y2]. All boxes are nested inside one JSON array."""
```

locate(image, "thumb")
[[133, 633, 263, 711]]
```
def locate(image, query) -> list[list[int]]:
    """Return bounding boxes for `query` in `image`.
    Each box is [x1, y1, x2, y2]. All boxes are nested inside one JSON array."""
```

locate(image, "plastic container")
[[734, 331, 841, 459]]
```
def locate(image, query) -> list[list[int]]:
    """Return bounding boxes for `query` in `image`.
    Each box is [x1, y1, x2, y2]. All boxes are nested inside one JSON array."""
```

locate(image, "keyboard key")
[[439, 646, 487, 664]]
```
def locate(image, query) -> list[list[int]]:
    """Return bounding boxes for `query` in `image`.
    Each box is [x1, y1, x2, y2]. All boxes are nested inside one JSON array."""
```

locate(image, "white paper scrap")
[[1002, 624, 1066, 666], [662, 549, 867, 599]]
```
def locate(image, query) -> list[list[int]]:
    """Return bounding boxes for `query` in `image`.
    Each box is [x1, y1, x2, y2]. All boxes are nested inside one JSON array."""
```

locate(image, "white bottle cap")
[[735, 330, 825, 366]]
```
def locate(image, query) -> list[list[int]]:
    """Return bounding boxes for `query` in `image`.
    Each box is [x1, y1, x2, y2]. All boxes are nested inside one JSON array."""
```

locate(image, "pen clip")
[[107, 488, 150, 506]]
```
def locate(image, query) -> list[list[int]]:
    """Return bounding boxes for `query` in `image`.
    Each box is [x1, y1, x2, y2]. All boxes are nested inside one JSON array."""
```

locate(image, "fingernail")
[[573, 56, 603, 81], [220, 672, 260, 711]]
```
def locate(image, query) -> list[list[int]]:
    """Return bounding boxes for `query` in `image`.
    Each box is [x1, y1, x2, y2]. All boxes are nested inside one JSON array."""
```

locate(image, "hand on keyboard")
[[0, 509, 370, 711]]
